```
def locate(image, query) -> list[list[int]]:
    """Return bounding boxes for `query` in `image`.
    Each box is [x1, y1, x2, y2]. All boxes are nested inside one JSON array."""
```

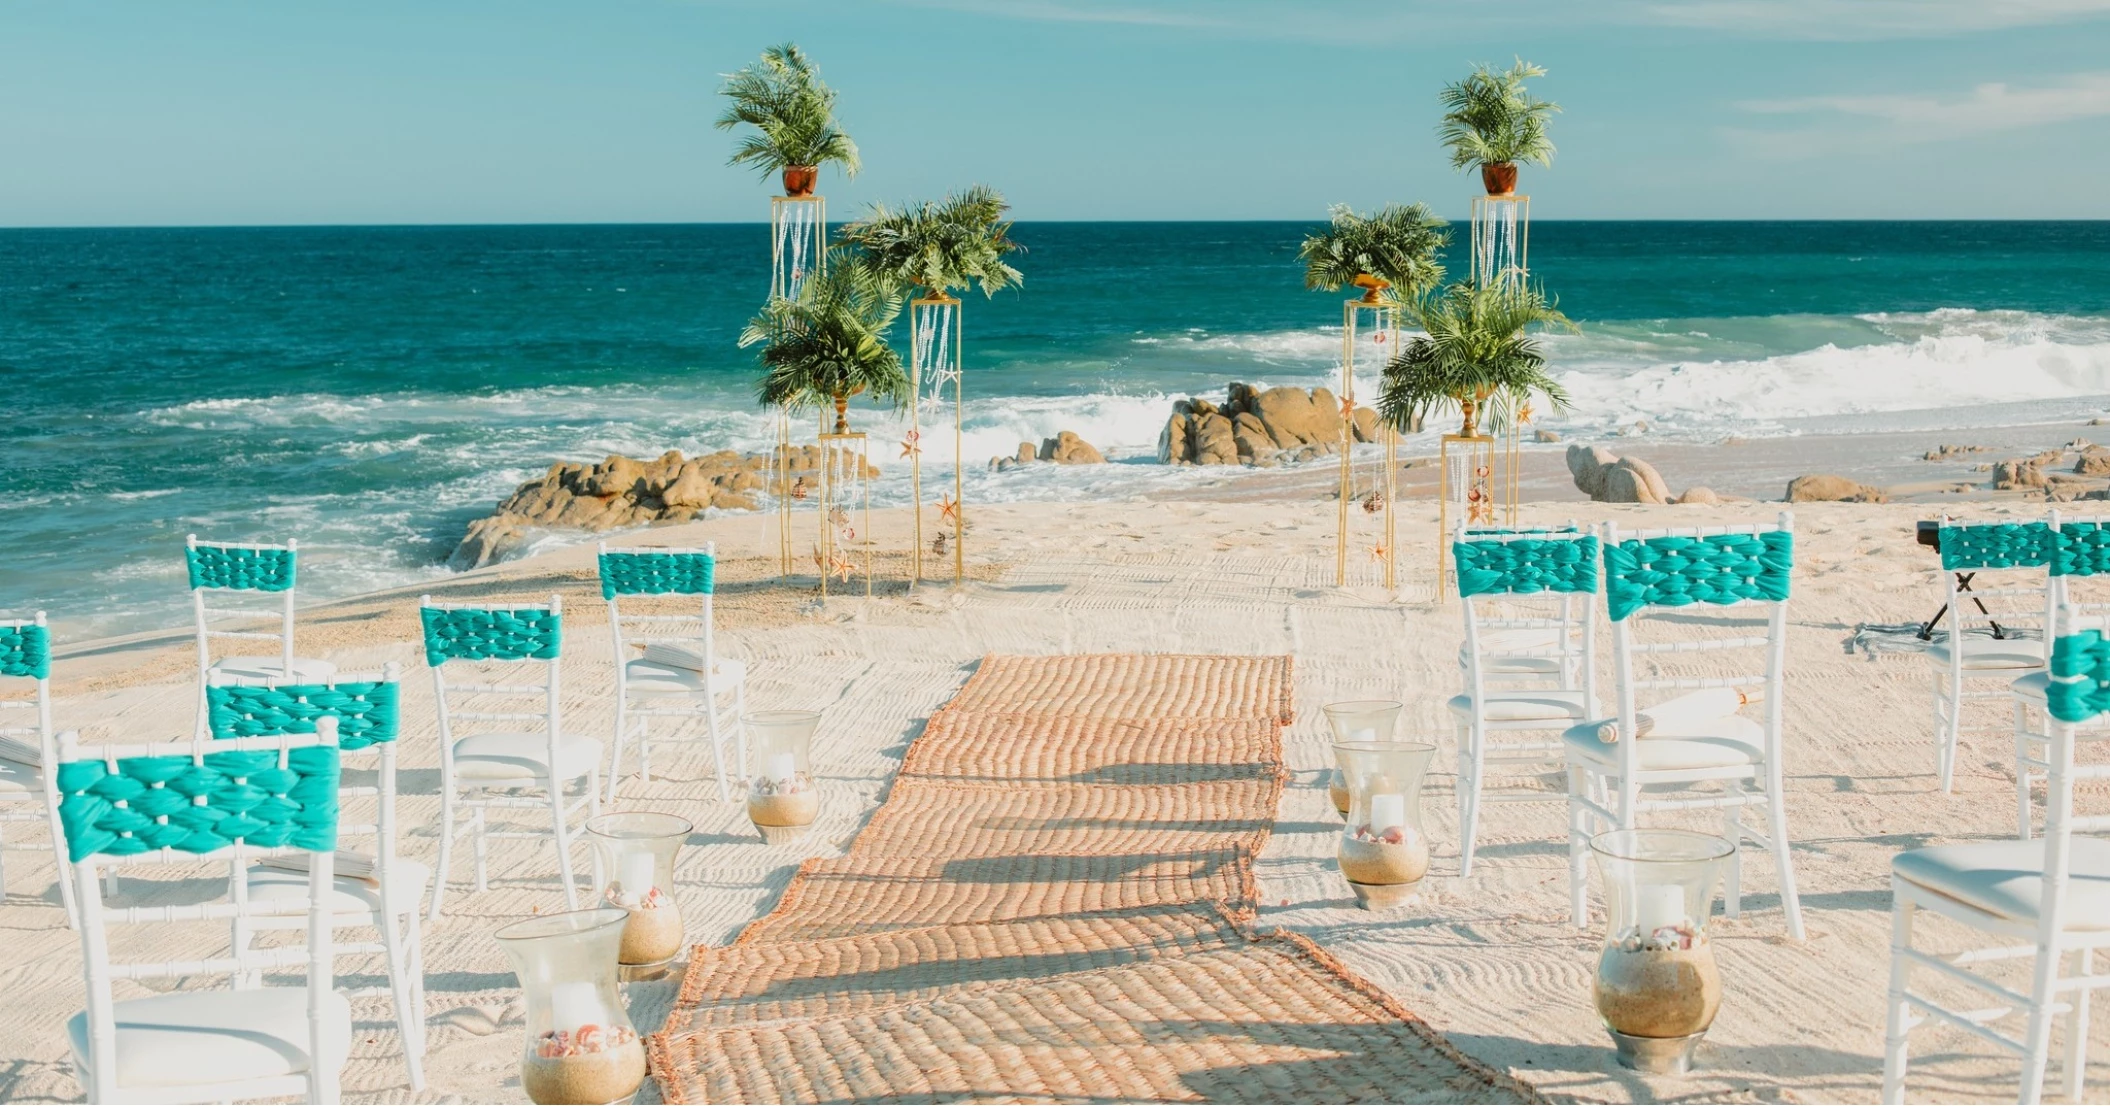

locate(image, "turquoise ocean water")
[[4, 220, 2109, 637]]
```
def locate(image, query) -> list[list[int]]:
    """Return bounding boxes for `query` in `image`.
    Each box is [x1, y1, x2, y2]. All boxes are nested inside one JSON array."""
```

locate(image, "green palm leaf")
[[1378, 282, 1576, 437], [715, 43, 861, 178], [1437, 59, 1559, 171], [741, 252, 907, 429], [838, 185, 1024, 298], [1296, 203, 1449, 298]]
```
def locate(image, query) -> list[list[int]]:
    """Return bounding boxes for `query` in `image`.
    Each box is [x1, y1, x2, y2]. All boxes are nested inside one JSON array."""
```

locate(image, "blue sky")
[[4, 0, 2108, 225]]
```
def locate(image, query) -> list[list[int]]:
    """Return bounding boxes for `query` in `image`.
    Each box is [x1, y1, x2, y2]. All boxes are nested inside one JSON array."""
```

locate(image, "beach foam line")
[[646, 652, 1541, 1105]]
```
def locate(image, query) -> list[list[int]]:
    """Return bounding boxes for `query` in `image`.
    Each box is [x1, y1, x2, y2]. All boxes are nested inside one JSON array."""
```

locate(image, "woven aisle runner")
[[647, 654, 1540, 1104]]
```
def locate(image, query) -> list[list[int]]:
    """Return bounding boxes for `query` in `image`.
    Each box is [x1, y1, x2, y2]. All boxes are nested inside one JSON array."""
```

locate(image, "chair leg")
[[472, 806, 489, 893], [734, 682, 750, 782], [1722, 783, 1744, 919], [1882, 897, 1916, 1103], [707, 695, 730, 803], [1941, 672, 1964, 794], [1566, 764, 1591, 929], [549, 779, 579, 911], [2016, 710, 2036, 841], [1766, 780, 1806, 942], [407, 912, 429, 1052], [1460, 721, 1486, 878], [384, 910, 426, 1093], [2021, 934, 2061, 1105], [428, 790, 456, 921], [605, 690, 629, 806], [2063, 947, 2092, 1101], [1932, 671, 1950, 786]]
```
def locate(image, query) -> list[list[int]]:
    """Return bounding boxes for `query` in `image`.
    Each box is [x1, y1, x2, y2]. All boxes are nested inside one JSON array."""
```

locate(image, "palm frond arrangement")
[[1438, 59, 1559, 185], [839, 185, 1024, 299], [1378, 281, 1575, 438], [716, 42, 860, 189], [1297, 203, 1450, 303], [741, 253, 907, 433]]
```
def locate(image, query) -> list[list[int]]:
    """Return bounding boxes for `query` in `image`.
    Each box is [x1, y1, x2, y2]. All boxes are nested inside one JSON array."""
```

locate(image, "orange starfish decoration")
[[1368, 543, 1389, 564], [938, 494, 960, 524], [828, 549, 855, 582], [899, 430, 921, 459], [1339, 396, 1357, 419]]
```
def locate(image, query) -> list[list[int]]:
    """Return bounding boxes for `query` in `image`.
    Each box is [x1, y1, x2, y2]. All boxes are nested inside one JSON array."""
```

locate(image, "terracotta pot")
[[1481, 163, 1518, 196], [1351, 272, 1392, 304], [832, 393, 850, 435], [782, 165, 818, 197]]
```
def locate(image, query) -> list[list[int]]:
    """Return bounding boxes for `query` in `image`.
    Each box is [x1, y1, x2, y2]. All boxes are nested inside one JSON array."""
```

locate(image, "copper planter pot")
[[782, 165, 818, 197], [1481, 162, 1518, 196]]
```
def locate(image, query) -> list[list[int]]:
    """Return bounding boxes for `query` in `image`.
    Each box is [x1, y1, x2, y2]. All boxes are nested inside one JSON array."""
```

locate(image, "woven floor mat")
[[663, 905, 1248, 1034], [899, 712, 1283, 784], [649, 923, 1539, 1105], [844, 778, 1286, 861], [734, 847, 1260, 944], [938, 653, 1295, 725]]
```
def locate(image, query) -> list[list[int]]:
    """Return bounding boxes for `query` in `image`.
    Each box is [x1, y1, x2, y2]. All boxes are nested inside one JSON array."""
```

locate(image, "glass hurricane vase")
[[1323, 701, 1403, 816], [1334, 740, 1435, 910], [745, 709, 821, 843], [495, 907, 647, 1105], [1588, 828, 1735, 1074], [586, 811, 691, 981]]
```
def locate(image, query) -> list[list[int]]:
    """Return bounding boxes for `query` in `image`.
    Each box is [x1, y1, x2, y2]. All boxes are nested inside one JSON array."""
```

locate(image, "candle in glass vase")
[[548, 980, 608, 1032], [765, 752, 797, 785], [616, 851, 655, 901], [1634, 883, 1686, 936], [1369, 793, 1406, 834]]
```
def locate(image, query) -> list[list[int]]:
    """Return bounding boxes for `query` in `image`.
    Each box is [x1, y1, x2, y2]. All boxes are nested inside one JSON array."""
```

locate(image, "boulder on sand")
[[1158, 383, 1384, 466], [1037, 430, 1105, 465], [1567, 444, 1676, 504], [1786, 474, 1889, 503]]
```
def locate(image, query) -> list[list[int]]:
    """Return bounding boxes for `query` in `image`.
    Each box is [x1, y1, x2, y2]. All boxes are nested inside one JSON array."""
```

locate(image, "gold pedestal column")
[[1438, 432, 1497, 594], [815, 431, 872, 600], [908, 294, 964, 587], [1336, 298, 1401, 588], [769, 195, 826, 302]]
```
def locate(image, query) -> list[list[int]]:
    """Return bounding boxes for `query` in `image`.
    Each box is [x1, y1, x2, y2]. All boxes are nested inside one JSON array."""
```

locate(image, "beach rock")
[[1566, 444, 1618, 499], [1534, 429, 1562, 443], [1604, 457, 1671, 505], [1157, 385, 1380, 466], [1995, 459, 2047, 490], [1676, 486, 1719, 506], [1015, 442, 1037, 465], [2075, 449, 2110, 476], [1924, 444, 1990, 461], [1038, 430, 1105, 465], [1786, 474, 1889, 503]]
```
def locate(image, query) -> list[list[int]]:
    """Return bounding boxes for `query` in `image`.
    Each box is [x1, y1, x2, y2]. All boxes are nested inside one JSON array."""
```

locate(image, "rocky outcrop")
[[1566, 444, 1699, 505], [1994, 459, 2047, 490], [1923, 444, 1990, 461], [449, 447, 875, 570], [1676, 487, 1720, 506], [1158, 383, 1390, 467], [2074, 448, 2110, 476], [992, 430, 1107, 470], [1786, 474, 1889, 503]]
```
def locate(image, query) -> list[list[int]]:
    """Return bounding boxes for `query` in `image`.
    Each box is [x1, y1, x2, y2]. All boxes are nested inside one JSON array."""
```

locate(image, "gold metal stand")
[[1336, 299, 1400, 588], [770, 195, 826, 302], [770, 410, 796, 578], [815, 431, 872, 600], [908, 293, 964, 586], [1470, 194, 1529, 290], [1439, 433, 1497, 592]]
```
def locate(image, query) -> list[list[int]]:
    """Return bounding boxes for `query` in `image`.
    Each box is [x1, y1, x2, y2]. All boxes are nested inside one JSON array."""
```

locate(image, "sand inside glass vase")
[[748, 772, 819, 827], [1595, 929, 1723, 1039], [1338, 824, 1429, 885], [523, 1026, 646, 1104]]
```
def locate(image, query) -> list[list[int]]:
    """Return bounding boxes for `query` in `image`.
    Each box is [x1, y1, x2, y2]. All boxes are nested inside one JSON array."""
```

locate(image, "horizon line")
[[7, 216, 2110, 231]]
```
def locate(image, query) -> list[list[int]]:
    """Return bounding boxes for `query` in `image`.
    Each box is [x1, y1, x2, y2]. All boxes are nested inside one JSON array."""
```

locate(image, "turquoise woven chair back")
[[2052, 520, 2110, 579], [421, 604, 561, 667], [599, 550, 714, 599], [54, 740, 340, 863], [1454, 534, 1600, 598], [186, 541, 297, 592], [1603, 529, 1793, 622], [206, 678, 399, 750], [2048, 625, 2110, 723], [1939, 521, 2052, 572], [0, 621, 50, 681]]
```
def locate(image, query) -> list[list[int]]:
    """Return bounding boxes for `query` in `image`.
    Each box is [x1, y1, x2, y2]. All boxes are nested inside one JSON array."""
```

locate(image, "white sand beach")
[[2, 481, 2105, 1104]]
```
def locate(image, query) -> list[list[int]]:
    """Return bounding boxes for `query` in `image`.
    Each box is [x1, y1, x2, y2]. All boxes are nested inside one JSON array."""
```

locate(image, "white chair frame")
[[187, 536, 336, 737], [425, 595, 599, 919], [0, 610, 75, 924], [1566, 513, 1806, 941], [211, 665, 426, 1092], [601, 541, 748, 803], [1453, 527, 1598, 877], [1885, 603, 2109, 1104], [61, 727, 343, 1105], [2014, 511, 2110, 840], [1931, 519, 2050, 794]]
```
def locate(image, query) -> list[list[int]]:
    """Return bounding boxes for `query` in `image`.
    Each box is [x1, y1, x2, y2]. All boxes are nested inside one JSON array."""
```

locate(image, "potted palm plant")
[[1297, 204, 1449, 304], [838, 185, 1024, 302], [741, 254, 908, 434], [716, 43, 860, 197], [1438, 60, 1559, 196], [1378, 281, 1575, 438]]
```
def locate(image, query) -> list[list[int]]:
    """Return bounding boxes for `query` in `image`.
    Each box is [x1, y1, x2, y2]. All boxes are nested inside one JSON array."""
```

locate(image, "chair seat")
[[247, 859, 431, 918], [2013, 671, 2049, 701], [622, 656, 746, 697], [66, 986, 351, 1090], [1457, 628, 1567, 676], [1894, 837, 2110, 930], [452, 732, 603, 782], [0, 758, 39, 799], [208, 656, 339, 683], [1926, 638, 2045, 671], [1446, 689, 1591, 722], [1564, 714, 1765, 772]]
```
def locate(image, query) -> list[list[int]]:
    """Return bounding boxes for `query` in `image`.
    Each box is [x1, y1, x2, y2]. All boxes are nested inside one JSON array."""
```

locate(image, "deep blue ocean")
[[5, 220, 2109, 636]]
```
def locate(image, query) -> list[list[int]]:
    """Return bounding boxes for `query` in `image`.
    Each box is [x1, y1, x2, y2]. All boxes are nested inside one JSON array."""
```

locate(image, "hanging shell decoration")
[[1361, 490, 1384, 515], [900, 430, 921, 459]]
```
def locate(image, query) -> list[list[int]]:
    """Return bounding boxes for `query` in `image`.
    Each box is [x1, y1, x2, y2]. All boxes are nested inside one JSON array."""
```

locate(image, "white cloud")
[[1733, 71, 2110, 154], [1642, 0, 2110, 37]]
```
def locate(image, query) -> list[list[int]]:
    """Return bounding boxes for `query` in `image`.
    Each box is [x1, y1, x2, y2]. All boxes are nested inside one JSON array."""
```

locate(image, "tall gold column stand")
[[1438, 432, 1497, 593], [1472, 191, 1530, 525], [769, 195, 826, 301], [908, 293, 964, 587], [770, 410, 798, 578], [1336, 292, 1401, 589], [815, 430, 873, 601]]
